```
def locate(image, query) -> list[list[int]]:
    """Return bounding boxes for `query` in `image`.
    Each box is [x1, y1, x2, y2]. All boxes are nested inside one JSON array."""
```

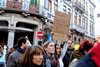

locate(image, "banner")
[[52, 11, 71, 41]]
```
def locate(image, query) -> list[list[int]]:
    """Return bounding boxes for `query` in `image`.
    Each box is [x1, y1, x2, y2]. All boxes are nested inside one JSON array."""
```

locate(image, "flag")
[[35, 0, 37, 7], [47, 33, 51, 41], [75, 45, 80, 50], [0, 45, 6, 63], [47, 33, 55, 44], [30, 0, 34, 5]]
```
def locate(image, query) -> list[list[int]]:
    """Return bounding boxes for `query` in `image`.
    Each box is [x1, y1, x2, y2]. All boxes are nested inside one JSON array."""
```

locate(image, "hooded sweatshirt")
[[89, 42, 100, 67]]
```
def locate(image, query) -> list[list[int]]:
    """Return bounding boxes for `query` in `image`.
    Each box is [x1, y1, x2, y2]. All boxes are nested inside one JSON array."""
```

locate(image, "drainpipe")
[[71, 0, 74, 44]]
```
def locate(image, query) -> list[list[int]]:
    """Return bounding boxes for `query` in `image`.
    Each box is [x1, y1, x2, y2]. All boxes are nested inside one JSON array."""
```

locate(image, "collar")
[[17, 47, 25, 53]]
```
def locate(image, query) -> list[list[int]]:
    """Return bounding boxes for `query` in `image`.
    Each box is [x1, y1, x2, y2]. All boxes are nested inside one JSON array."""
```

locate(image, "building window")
[[86, 20, 88, 31], [15, 0, 21, 2], [48, 0, 52, 13], [63, 5, 66, 13], [30, 0, 39, 7], [90, 6, 92, 15], [68, 8, 71, 14], [92, 8, 94, 16], [30, 0, 34, 5], [37, 0, 40, 7], [15, 0, 18, 2], [54, 0, 58, 3], [9, 0, 14, 1], [35, 0, 38, 7], [79, 15, 81, 26], [92, 24, 94, 33], [83, 18, 85, 28], [74, 37, 76, 45], [10, 0, 21, 2], [97, 14, 100, 17], [45, 0, 48, 9], [54, 0, 58, 12], [74, 13, 77, 24], [82, 0, 85, 6], [90, 23, 91, 33], [85, 2, 88, 12], [79, 39, 80, 45]]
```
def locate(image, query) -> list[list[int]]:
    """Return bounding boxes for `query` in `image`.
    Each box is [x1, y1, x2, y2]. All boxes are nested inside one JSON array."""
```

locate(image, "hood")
[[89, 42, 100, 67]]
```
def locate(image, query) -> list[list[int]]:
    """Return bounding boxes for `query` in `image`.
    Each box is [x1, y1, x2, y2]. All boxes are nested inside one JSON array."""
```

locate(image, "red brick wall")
[[7, 0, 22, 10], [29, 4, 39, 13], [6, 0, 39, 13]]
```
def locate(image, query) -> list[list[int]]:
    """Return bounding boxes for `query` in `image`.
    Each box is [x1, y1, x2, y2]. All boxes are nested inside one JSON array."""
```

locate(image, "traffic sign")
[[37, 31, 43, 38]]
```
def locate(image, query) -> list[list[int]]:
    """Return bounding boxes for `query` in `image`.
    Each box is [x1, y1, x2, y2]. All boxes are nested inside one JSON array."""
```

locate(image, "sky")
[[94, 0, 100, 35]]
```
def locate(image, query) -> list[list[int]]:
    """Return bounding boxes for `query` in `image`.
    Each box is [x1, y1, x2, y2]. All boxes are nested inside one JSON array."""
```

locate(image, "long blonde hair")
[[42, 40, 53, 48]]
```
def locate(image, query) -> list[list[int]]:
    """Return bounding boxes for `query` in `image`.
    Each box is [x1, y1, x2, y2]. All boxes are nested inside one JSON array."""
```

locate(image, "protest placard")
[[53, 11, 71, 41]]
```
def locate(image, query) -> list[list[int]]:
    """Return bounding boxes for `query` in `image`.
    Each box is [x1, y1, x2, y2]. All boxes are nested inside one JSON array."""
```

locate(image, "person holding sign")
[[55, 42, 68, 67]]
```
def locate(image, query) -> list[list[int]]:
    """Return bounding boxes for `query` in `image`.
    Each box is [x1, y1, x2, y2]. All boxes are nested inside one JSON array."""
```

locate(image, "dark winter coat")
[[75, 53, 97, 67], [63, 49, 74, 67], [6, 48, 25, 67]]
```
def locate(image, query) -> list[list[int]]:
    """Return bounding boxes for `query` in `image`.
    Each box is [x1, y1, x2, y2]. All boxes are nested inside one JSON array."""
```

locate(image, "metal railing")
[[73, 1, 85, 13]]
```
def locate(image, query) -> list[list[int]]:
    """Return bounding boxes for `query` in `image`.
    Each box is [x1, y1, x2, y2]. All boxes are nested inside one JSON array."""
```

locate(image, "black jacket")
[[63, 49, 74, 67]]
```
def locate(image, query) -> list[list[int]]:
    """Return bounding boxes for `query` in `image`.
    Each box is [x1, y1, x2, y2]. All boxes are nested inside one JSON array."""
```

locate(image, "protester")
[[69, 40, 94, 67], [60, 44, 64, 52], [0, 47, 3, 58], [20, 45, 44, 67], [6, 37, 30, 67], [13, 44, 18, 51], [5, 51, 13, 63], [38, 41, 43, 46], [55, 42, 68, 67], [63, 41, 74, 67], [55, 44, 61, 58], [0, 45, 6, 67], [75, 42, 100, 67], [42, 40, 59, 67]]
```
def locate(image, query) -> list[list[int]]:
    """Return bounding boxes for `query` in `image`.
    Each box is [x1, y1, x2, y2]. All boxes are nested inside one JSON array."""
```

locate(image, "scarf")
[[17, 47, 25, 53], [69, 50, 83, 64], [44, 52, 60, 67], [44, 52, 51, 67]]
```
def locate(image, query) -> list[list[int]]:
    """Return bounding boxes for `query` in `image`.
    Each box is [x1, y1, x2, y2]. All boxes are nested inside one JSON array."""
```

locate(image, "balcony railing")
[[39, 6, 54, 22], [73, 1, 85, 14], [90, 14, 94, 20], [72, 23, 85, 34]]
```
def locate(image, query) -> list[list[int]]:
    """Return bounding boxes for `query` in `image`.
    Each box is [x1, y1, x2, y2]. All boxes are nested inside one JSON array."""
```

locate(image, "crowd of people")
[[0, 36, 99, 67]]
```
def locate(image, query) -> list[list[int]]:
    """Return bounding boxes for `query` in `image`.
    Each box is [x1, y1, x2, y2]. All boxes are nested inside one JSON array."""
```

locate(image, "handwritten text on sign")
[[52, 11, 71, 41]]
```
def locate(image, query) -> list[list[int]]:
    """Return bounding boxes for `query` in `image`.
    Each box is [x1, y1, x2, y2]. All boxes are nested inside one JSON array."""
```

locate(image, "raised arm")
[[59, 42, 68, 59]]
